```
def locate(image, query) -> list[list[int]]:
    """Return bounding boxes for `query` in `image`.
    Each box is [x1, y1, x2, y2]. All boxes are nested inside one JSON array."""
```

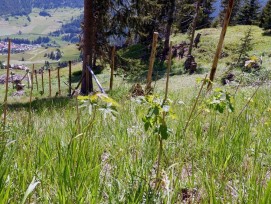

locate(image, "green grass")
[[171, 25, 271, 76], [1, 25, 271, 202], [1, 80, 271, 202], [0, 44, 81, 67]]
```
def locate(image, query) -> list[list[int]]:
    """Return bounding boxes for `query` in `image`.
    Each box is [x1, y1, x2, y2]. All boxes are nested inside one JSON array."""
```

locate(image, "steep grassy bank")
[[1, 25, 271, 202], [1, 82, 271, 202]]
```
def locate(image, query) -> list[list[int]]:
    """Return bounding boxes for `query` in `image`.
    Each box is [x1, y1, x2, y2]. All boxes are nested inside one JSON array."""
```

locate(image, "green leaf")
[[153, 106, 160, 116], [144, 121, 151, 131], [159, 124, 169, 140]]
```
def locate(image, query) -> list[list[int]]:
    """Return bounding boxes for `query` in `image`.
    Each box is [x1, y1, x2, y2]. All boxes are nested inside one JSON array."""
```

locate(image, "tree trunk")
[[163, 0, 176, 60], [81, 0, 94, 95], [188, 0, 201, 56]]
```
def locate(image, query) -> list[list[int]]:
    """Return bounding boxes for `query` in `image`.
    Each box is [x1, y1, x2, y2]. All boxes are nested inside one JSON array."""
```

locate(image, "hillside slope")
[[0, 0, 32, 16], [0, 0, 83, 16]]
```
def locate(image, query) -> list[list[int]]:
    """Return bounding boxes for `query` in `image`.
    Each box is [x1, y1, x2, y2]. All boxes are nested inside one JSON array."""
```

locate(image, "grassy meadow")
[[0, 8, 82, 36], [1, 25, 271, 203], [0, 44, 81, 67]]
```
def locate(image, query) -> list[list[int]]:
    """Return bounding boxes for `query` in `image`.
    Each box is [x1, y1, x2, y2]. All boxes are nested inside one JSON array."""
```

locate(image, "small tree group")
[[260, 0, 271, 31]]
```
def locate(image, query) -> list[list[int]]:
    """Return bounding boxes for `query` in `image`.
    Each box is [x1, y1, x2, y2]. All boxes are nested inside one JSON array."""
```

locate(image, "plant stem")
[[237, 85, 260, 118], [156, 136, 163, 189], [183, 74, 207, 133]]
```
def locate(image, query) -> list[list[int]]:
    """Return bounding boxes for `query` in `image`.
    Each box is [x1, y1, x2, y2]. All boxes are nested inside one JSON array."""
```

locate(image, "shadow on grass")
[[7, 96, 72, 113], [124, 61, 169, 83], [262, 31, 271, 36]]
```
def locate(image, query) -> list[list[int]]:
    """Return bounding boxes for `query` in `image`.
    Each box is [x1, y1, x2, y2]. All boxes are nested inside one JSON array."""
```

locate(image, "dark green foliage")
[[175, 0, 215, 33], [197, 0, 216, 29], [0, 0, 32, 16], [175, 0, 195, 32], [236, 27, 254, 65], [219, 0, 243, 25], [260, 0, 271, 30], [0, 0, 83, 16], [0, 61, 4, 69], [33, 0, 83, 9], [237, 0, 261, 25], [39, 10, 51, 17], [129, 0, 162, 43]]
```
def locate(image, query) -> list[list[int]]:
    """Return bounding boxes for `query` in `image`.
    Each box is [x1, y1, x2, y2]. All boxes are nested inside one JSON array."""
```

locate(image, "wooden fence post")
[[35, 70, 38, 91], [11, 72, 14, 89], [27, 64, 35, 132], [27, 70, 31, 89], [57, 67, 61, 96], [31, 65, 34, 89], [41, 70, 44, 95], [110, 46, 116, 91], [207, 0, 234, 90], [69, 61, 72, 96], [146, 32, 159, 92], [48, 69, 51, 97], [165, 42, 173, 101], [3, 39, 11, 129]]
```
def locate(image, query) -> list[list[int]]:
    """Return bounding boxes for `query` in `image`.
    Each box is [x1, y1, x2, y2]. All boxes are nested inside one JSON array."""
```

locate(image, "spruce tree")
[[175, 0, 215, 33], [197, 0, 216, 28], [129, 0, 161, 43], [260, 0, 271, 31], [237, 0, 260, 25], [81, 0, 129, 94], [220, 0, 242, 25]]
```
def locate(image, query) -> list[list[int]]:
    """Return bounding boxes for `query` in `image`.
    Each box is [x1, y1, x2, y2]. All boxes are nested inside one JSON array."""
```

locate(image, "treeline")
[[0, 0, 83, 16], [50, 16, 82, 43], [0, 37, 50, 45], [0, 0, 31, 16], [33, 0, 83, 9]]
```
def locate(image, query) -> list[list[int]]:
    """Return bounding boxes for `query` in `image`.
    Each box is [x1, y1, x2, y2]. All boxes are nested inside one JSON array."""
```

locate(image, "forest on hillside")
[[0, 0, 83, 16]]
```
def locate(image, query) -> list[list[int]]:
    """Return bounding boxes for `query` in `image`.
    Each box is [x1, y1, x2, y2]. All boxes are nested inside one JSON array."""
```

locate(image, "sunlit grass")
[[1, 25, 271, 202]]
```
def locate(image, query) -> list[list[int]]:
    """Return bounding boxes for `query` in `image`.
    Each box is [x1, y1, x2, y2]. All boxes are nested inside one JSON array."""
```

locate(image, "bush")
[[39, 11, 51, 17]]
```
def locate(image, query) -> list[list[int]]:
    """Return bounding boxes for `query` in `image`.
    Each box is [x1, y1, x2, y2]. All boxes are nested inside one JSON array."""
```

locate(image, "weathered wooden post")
[[27, 69, 31, 89], [207, 0, 235, 90], [41, 69, 44, 95], [110, 46, 116, 91], [31, 65, 34, 89], [146, 32, 159, 93], [34, 69, 38, 91], [3, 39, 11, 129], [57, 67, 61, 95], [165, 42, 173, 101], [48, 69, 52, 97], [28, 64, 35, 132], [69, 61, 72, 96]]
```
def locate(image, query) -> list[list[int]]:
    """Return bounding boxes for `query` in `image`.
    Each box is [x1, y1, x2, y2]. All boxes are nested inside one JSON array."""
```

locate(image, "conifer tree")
[[81, 0, 129, 94], [260, 0, 271, 31], [161, 0, 176, 59], [220, 0, 242, 25], [237, 0, 260, 25], [129, 0, 161, 43], [175, 0, 215, 33], [197, 0, 216, 28]]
